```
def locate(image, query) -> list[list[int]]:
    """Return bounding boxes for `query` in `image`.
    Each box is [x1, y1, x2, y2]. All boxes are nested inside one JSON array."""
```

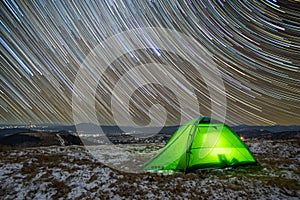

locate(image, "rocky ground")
[[0, 139, 299, 199]]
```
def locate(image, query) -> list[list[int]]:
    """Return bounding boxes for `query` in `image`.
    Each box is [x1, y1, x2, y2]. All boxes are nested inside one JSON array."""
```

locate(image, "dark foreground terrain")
[[0, 139, 299, 199]]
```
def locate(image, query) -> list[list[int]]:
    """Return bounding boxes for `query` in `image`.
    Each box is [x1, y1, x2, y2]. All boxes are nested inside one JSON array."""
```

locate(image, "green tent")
[[143, 117, 256, 172]]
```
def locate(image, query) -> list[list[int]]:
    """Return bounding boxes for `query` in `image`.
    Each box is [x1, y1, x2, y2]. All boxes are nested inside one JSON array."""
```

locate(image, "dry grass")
[[0, 140, 299, 199]]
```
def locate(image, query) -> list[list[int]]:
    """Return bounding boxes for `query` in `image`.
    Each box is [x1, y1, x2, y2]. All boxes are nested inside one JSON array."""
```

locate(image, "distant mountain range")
[[0, 123, 180, 135], [0, 124, 299, 148], [231, 124, 300, 133], [2, 123, 300, 133]]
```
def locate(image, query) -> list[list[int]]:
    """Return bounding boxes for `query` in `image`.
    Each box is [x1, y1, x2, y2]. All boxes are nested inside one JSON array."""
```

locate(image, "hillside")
[[0, 139, 299, 199], [0, 125, 299, 147], [0, 129, 83, 148]]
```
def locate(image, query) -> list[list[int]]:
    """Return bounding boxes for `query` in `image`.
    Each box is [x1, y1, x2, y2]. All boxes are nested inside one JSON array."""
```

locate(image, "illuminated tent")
[[144, 117, 256, 172]]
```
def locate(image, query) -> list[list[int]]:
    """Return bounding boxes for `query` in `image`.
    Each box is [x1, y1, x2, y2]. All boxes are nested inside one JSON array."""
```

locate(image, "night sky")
[[1, 0, 299, 126]]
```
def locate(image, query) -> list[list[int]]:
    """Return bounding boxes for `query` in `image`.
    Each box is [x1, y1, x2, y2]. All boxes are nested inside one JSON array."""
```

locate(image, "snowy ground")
[[0, 139, 299, 199]]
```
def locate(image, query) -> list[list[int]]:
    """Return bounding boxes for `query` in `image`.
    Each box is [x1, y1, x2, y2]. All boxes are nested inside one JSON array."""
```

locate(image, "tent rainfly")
[[143, 117, 256, 172]]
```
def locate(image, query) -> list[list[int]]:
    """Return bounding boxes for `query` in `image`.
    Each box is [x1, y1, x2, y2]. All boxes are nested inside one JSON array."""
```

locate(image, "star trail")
[[1, 0, 299, 126]]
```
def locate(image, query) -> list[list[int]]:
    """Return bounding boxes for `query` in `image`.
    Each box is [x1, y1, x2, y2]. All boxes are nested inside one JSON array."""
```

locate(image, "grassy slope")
[[0, 139, 299, 199]]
